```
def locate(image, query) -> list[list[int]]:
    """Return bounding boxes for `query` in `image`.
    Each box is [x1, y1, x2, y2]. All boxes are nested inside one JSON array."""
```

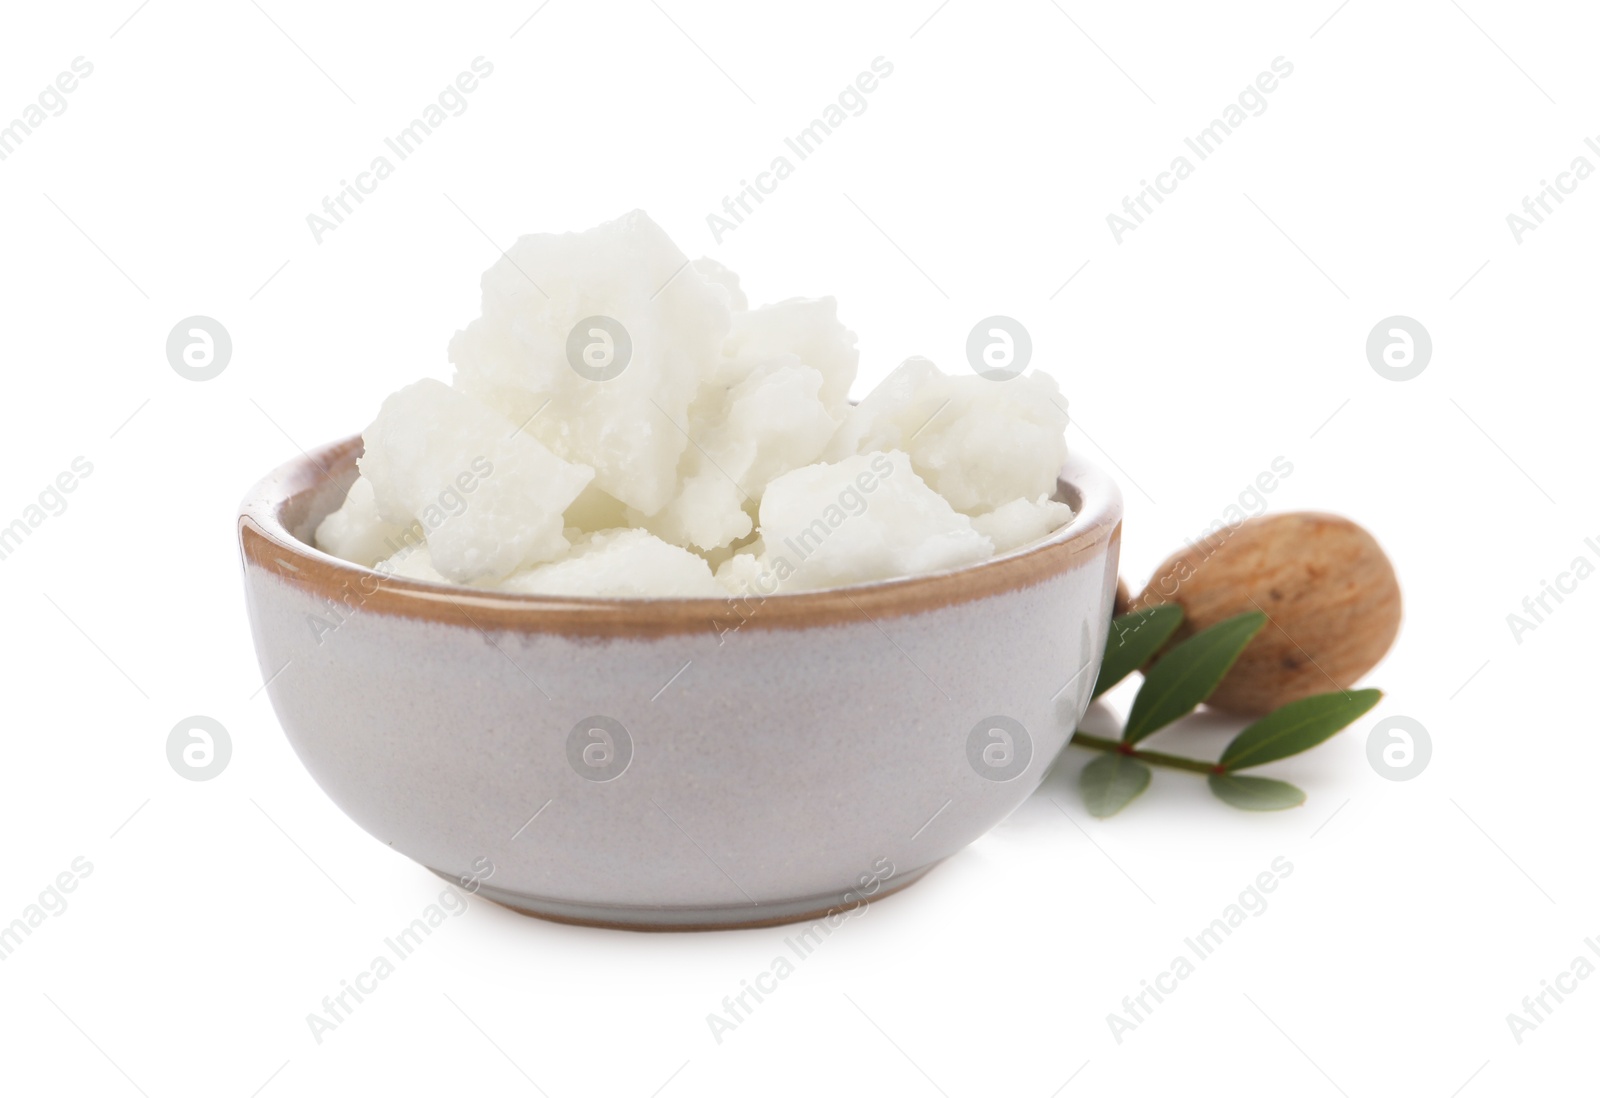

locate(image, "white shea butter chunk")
[[828, 358, 1069, 514], [715, 551, 766, 596], [497, 529, 722, 598], [314, 475, 411, 567], [692, 256, 747, 311], [312, 212, 1075, 597], [638, 357, 837, 551], [715, 359, 840, 494], [721, 298, 858, 416], [634, 474, 752, 553], [971, 494, 1075, 553], [750, 451, 993, 592], [359, 379, 594, 585], [375, 543, 451, 585], [448, 209, 729, 516]]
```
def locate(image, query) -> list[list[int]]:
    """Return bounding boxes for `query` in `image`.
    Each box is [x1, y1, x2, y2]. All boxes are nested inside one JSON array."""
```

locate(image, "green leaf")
[[1123, 611, 1267, 743], [1208, 773, 1306, 811], [1219, 689, 1383, 771], [1092, 605, 1185, 699], [1079, 753, 1153, 818]]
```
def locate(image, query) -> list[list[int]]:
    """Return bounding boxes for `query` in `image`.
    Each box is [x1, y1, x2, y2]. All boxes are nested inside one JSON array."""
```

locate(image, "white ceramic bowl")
[[239, 436, 1122, 929]]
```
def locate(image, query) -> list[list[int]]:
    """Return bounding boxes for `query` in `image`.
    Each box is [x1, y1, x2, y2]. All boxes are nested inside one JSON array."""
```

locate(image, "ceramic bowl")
[[238, 436, 1122, 930]]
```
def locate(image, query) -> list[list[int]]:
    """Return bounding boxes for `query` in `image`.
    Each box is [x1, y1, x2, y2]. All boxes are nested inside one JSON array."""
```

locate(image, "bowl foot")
[[432, 863, 938, 932]]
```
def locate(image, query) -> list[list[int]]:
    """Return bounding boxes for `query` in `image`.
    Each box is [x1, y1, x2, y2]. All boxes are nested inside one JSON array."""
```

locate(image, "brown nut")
[[1131, 512, 1400, 716], [1113, 577, 1131, 619]]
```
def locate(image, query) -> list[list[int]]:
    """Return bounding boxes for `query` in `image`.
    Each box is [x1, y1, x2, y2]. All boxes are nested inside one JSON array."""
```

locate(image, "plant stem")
[[1070, 731, 1222, 775]]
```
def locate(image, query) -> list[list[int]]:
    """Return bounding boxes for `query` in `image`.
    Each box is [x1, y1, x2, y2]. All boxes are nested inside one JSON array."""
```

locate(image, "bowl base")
[[434, 863, 937, 932]]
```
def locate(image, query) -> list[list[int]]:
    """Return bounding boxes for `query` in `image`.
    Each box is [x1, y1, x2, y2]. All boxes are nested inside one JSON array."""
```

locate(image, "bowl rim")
[[239, 434, 1122, 637]]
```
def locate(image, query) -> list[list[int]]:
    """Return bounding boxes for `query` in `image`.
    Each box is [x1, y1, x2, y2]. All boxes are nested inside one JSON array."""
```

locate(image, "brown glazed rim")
[[238, 433, 1123, 638]]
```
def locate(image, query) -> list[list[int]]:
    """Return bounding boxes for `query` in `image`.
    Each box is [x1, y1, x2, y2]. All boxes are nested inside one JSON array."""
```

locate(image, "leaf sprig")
[[1076, 608, 1382, 817]]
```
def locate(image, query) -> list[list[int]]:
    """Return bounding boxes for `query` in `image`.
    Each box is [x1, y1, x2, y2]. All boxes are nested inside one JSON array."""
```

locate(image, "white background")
[[0, 1, 1594, 1095]]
